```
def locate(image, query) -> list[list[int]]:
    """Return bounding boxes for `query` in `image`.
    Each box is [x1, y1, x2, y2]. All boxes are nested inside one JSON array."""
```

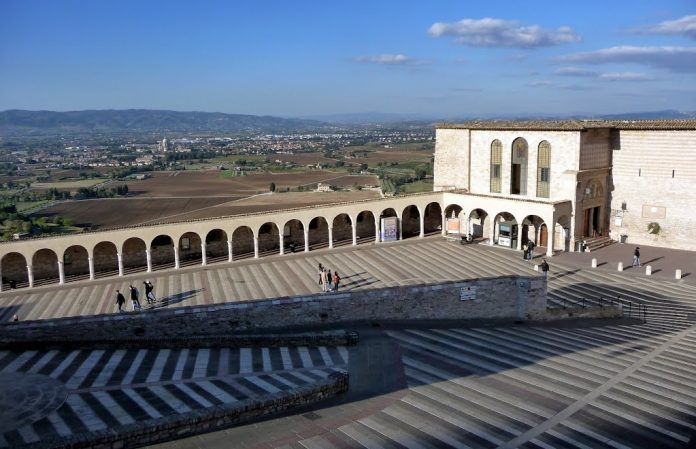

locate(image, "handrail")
[[560, 295, 647, 322]]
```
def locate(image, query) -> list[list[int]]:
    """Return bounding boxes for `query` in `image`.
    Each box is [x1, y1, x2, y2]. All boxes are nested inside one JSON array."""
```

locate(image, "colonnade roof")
[[436, 119, 696, 131]]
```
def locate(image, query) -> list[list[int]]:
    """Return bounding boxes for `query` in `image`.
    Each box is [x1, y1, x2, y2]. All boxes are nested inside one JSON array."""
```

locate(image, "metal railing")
[[560, 295, 647, 322]]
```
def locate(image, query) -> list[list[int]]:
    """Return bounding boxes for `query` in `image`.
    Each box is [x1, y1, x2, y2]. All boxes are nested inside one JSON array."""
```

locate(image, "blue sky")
[[1, 0, 695, 117]]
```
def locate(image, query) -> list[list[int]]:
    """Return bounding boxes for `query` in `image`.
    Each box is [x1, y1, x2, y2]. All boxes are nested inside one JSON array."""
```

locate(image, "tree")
[[269, 182, 276, 192], [415, 168, 427, 180]]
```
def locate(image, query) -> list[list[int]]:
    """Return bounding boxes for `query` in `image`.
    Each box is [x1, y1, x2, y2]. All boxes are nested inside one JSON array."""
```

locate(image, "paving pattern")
[[2, 238, 696, 448], [0, 345, 349, 447], [138, 240, 696, 449]]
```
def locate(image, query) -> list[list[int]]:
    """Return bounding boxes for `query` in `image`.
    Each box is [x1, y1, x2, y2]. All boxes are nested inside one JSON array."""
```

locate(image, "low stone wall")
[[21, 371, 348, 449], [0, 330, 358, 350], [0, 275, 546, 341]]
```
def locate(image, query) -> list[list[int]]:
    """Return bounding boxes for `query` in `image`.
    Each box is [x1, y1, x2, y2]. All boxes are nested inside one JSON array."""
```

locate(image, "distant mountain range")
[[1, 109, 694, 135], [0, 109, 329, 135]]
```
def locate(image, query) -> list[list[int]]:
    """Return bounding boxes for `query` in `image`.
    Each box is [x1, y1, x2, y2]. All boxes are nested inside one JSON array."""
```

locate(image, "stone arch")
[[401, 205, 420, 239], [555, 215, 572, 253], [178, 232, 202, 266], [94, 241, 119, 277], [521, 214, 546, 247], [283, 219, 305, 252], [308, 216, 329, 250], [355, 211, 375, 245], [511, 137, 528, 195], [122, 238, 146, 272], [151, 234, 175, 269], [205, 229, 228, 262], [32, 248, 59, 284], [1, 252, 28, 289], [493, 211, 519, 248], [444, 204, 463, 219], [423, 202, 442, 235], [258, 222, 280, 256], [468, 208, 489, 239], [331, 213, 353, 247], [232, 226, 254, 260], [63, 245, 89, 279]]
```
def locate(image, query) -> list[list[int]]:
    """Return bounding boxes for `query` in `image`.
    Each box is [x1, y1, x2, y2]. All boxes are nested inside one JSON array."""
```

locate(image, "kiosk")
[[498, 221, 517, 248]]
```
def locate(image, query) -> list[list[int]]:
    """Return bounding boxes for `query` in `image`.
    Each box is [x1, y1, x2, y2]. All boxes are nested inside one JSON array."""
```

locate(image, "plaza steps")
[[583, 236, 615, 252]]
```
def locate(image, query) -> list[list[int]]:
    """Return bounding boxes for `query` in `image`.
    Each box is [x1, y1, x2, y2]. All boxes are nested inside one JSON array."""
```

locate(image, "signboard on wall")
[[446, 218, 461, 234], [380, 217, 398, 241], [460, 286, 477, 301]]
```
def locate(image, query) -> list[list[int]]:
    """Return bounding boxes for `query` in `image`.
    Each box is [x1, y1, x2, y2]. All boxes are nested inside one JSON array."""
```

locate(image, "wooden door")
[[539, 224, 548, 247]]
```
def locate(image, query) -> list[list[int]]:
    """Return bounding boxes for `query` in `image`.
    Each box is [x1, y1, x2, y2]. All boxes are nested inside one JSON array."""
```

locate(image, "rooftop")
[[436, 119, 696, 131]]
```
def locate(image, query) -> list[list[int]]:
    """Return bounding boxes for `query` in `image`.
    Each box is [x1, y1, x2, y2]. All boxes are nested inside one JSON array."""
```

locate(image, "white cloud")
[[428, 17, 580, 48], [598, 72, 655, 81], [556, 46, 696, 72], [554, 67, 598, 77], [352, 54, 431, 66], [554, 67, 654, 81], [639, 15, 696, 40]]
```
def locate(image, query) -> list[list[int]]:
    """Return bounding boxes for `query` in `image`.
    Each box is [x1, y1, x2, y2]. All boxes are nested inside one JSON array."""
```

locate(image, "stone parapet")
[[0, 276, 547, 341]]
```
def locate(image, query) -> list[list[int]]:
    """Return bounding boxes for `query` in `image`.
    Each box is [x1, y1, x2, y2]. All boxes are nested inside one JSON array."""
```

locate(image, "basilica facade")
[[434, 119, 696, 251]]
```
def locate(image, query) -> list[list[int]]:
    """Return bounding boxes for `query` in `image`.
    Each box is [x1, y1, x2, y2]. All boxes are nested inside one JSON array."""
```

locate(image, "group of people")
[[318, 263, 340, 292], [115, 280, 157, 313]]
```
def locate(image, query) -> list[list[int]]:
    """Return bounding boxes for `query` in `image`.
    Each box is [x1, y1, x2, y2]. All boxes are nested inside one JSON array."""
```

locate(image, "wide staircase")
[[582, 235, 615, 252]]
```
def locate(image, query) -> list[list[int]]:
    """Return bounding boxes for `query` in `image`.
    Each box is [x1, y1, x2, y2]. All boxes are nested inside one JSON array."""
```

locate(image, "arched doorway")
[[355, 211, 376, 245], [63, 245, 89, 280], [423, 202, 442, 235], [151, 235, 175, 270], [206, 229, 228, 263], [283, 219, 305, 252], [469, 208, 489, 239], [94, 241, 120, 278], [232, 226, 254, 260], [521, 215, 545, 247], [308, 217, 329, 250], [401, 205, 420, 239], [179, 232, 202, 267], [1, 252, 28, 289], [32, 249, 59, 285], [493, 212, 518, 248], [332, 213, 353, 247], [121, 238, 146, 273], [444, 204, 464, 235], [539, 224, 548, 247], [258, 222, 280, 256]]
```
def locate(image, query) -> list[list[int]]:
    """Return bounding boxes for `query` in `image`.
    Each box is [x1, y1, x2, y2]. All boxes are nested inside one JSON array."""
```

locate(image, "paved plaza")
[[1, 238, 696, 448]]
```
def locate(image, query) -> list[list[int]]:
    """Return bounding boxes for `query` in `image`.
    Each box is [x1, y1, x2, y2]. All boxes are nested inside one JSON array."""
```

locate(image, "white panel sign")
[[460, 286, 477, 301]]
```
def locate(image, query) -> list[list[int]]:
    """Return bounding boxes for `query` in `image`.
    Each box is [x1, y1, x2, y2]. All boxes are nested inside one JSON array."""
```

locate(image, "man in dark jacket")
[[540, 259, 550, 278], [116, 290, 126, 313]]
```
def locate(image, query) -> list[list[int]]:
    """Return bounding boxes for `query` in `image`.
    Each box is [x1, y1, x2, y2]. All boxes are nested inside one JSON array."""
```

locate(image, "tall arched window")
[[537, 140, 551, 198], [511, 138, 528, 195], [490, 140, 502, 193]]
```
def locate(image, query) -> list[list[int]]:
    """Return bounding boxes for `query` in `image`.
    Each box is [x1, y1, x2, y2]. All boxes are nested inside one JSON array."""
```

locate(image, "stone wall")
[[0, 275, 547, 341], [434, 128, 470, 191], [610, 130, 696, 250], [33, 372, 347, 449]]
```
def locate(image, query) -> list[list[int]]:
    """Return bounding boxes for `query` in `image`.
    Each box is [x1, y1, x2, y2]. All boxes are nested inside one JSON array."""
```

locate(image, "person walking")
[[318, 263, 323, 286], [129, 285, 141, 311], [144, 281, 156, 303], [326, 269, 332, 289], [540, 258, 550, 278], [632, 247, 641, 267], [527, 241, 535, 260], [332, 271, 340, 292], [116, 290, 126, 313]]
